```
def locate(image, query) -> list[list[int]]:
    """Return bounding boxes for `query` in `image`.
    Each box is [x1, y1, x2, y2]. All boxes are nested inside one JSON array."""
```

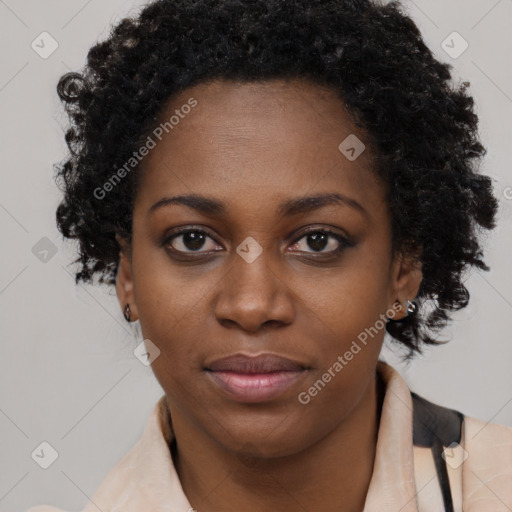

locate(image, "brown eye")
[[289, 229, 350, 254], [165, 229, 221, 254]]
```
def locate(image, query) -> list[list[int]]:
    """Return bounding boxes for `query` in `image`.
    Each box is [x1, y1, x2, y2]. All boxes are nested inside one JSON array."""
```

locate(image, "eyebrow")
[[148, 192, 367, 218]]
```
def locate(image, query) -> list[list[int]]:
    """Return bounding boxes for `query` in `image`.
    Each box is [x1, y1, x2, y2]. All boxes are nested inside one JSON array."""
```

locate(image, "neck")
[[169, 372, 384, 512]]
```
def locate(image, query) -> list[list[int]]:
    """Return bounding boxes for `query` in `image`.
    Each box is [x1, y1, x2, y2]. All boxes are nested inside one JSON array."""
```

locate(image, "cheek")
[[295, 258, 389, 398], [298, 256, 390, 345], [130, 250, 213, 374], [297, 277, 387, 414]]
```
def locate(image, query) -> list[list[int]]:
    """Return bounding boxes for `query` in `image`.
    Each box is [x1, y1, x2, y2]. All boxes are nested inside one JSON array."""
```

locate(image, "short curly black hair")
[[55, 0, 498, 355]]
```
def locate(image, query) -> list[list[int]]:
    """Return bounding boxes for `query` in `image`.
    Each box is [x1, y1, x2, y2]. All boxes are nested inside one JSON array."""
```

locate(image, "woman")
[[29, 0, 512, 510]]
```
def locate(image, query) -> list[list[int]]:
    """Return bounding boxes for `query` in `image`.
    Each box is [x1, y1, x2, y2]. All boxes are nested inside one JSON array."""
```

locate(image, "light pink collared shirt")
[[28, 362, 512, 512]]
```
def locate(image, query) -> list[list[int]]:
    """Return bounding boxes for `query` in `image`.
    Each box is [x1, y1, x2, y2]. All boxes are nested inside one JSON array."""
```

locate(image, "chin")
[[210, 412, 319, 459]]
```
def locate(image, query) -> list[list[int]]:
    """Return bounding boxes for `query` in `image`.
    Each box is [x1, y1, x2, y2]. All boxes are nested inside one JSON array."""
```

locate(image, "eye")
[[162, 226, 352, 258], [288, 229, 350, 255], [164, 228, 222, 254]]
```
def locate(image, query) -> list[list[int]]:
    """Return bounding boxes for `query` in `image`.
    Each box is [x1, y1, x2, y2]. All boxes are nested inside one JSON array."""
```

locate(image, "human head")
[[55, 1, 497, 359]]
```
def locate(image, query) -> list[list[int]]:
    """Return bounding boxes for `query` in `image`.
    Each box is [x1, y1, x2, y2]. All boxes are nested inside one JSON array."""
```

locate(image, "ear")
[[115, 234, 139, 322], [387, 248, 423, 320]]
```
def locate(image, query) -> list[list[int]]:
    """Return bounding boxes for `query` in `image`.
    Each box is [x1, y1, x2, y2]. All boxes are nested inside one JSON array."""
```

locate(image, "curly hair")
[[55, 0, 498, 355]]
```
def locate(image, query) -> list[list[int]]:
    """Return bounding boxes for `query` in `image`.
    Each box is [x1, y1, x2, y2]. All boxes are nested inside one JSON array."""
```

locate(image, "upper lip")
[[205, 353, 306, 373]]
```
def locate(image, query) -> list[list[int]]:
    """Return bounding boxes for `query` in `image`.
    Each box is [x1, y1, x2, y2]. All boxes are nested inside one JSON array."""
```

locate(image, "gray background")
[[0, 0, 511, 510]]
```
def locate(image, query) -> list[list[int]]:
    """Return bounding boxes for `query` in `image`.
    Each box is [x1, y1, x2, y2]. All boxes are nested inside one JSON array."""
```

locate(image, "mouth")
[[204, 353, 308, 403]]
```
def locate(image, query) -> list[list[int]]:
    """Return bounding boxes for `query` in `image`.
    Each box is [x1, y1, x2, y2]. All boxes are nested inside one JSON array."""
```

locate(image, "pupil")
[[308, 232, 328, 252], [184, 232, 205, 251]]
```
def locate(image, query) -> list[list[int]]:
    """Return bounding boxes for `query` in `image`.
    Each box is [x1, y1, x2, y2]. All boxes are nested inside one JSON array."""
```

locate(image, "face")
[[116, 78, 422, 458]]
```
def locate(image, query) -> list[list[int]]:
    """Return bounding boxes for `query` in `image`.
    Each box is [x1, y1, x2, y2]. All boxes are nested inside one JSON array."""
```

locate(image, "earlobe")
[[388, 250, 423, 320], [115, 236, 138, 322]]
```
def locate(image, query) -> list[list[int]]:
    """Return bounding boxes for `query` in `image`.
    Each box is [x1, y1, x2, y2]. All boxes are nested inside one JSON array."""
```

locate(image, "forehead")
[[135, 78, 386, 221]]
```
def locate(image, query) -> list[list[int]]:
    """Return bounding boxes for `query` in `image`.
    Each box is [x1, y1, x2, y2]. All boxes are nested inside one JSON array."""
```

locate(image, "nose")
[[213, 248, 295, 333]]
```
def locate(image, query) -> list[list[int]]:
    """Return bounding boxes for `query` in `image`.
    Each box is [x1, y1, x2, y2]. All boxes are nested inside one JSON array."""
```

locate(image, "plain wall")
[[0, 0, 511, 510]]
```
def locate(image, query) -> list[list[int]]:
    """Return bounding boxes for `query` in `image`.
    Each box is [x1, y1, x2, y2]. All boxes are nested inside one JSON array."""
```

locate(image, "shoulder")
[[81, 438, 142, 512], [463, 412, 512, 446], [411, 390, 512, 461], [411, 390, 512, 508], [25, 397, 171, 512], [462, 413, 512, 506], [25, 440, 141, 512]]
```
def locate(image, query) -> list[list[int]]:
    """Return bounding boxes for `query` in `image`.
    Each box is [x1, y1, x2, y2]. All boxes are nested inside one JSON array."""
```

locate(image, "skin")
[[116, 78, 423, 512]]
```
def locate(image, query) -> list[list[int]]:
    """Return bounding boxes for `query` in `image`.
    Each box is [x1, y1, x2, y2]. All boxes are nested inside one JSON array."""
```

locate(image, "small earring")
[[386, 298, 416, 322], [123, 303, 131, 322]]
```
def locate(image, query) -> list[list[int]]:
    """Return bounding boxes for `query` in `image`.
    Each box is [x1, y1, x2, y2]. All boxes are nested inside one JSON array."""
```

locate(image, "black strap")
[[411, 392, 464, 512]]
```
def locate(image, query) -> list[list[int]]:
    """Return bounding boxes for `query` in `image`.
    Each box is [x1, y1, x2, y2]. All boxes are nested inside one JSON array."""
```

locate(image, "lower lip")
[[206, 370, 305, 403]]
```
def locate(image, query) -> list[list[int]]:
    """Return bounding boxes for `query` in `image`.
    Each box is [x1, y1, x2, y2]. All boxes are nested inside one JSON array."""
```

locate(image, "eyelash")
[[162, 226, 353, 259]]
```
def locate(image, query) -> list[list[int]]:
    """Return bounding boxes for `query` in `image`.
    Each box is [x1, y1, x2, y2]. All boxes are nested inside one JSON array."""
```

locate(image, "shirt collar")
[[363, 361, 419, 511]]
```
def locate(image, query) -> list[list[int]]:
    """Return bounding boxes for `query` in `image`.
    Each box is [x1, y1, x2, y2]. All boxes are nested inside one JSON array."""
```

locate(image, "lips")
[[206, 353, 305, 373], [205, 353, 308, 403]]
